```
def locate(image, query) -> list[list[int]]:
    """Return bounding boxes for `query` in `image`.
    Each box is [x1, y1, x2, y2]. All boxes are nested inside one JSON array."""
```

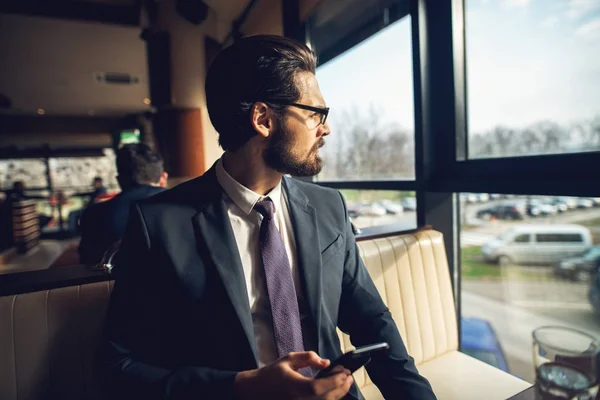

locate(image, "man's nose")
[[319, 121, 331, 137]]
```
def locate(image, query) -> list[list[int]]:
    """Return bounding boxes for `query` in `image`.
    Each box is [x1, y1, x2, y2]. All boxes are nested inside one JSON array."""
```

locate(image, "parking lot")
[[348, 194, 600, 382], [460, 195, 600, 382]]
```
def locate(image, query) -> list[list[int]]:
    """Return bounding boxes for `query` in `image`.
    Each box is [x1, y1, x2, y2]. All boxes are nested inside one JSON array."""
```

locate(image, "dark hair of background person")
[[93, 177, 103, 184], [116, 143, 164, 189], [205, 35, 317, 152]]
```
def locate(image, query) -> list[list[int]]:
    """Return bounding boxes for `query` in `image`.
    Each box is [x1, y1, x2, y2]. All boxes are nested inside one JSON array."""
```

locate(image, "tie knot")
[[254, 199, 275, 219]]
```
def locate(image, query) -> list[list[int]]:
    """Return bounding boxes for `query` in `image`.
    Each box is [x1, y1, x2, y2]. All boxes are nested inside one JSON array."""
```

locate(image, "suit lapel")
[[191, 169, 258, 366], [283, 177, 323, 353]]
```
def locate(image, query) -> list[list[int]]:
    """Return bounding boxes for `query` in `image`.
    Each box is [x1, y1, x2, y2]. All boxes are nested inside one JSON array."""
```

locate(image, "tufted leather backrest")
[[338, 230, 458, 388], [0, 229, 456, 399], [0, 281, 114, 400]]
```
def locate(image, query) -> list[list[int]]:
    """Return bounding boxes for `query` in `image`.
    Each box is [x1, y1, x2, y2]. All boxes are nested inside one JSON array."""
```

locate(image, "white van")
[[481, 224, 592, 266]]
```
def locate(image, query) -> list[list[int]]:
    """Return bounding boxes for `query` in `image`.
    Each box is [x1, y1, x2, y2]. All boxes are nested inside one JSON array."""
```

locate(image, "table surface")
[[507, 386, 534, 400]]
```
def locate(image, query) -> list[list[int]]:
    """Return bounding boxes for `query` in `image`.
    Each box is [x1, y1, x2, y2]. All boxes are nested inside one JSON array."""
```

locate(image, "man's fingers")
[[308, 371, 351, 397], [323, 374, 354, 400], [329, 365, 349, 375], [286, 351, 329, 370]]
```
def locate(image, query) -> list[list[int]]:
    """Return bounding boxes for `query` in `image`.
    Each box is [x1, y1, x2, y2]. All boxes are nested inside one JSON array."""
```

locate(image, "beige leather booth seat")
[[345, 230, 531, 399], [0, 230, 530, 400], [0, 281, 114, 400]]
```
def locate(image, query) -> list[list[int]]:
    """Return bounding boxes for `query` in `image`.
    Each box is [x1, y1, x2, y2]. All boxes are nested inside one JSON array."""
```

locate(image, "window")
[[513, 234, 530, 243], [462, 348, 502, 370], [0, 158, 47, 189], [536, 233, 584, 243], [460, 193, 600, 382], [466, 0, 600, 159], [49, 149, 117, 193], [341, 190, 416, 230], [313, 6, 415, 181]]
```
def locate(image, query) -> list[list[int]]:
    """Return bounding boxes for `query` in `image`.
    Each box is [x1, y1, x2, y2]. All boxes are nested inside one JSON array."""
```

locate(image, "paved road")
[[462, 280, 600, 383]]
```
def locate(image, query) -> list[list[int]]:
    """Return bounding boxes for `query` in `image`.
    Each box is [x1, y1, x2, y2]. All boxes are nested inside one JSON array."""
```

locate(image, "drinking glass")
[[533, 326, 599, 400]]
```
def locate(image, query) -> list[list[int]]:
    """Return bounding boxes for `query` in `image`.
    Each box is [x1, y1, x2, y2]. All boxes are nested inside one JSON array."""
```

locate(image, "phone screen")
[[315, 342, 389, 378]]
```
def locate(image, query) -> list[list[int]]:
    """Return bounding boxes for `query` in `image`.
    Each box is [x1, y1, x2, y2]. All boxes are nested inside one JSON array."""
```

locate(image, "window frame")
[[302, 0, 600, 347]]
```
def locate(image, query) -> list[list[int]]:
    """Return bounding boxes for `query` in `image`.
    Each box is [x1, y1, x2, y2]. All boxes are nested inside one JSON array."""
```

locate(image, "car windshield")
[[584, 247, 600, 260], [498, 229, 516, 241], [462, 348, 501, 369]]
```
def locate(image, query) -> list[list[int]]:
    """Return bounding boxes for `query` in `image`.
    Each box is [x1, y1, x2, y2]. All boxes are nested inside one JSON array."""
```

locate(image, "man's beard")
[[263, 124, 324, 177]]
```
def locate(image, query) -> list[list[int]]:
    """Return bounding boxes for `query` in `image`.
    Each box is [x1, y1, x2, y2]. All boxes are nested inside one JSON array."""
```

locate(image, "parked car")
[[466, 193, 479, 203], [528, 199, 558, 216], [358, 202, 387, 217], [560, 197, 579, 209], [401, 197, 417, 211], [476, 204, 523, 220], [348, 204, 360, 218], [377, 200, 404, 215], [461, 317, 509, 373], [577, 198, 595, 209], [482, 224, 593, 266], [549, 198, 569, 213], [555, 246, 600, 282], [477, 193, 490, 202], [588, 264, 600, 315]]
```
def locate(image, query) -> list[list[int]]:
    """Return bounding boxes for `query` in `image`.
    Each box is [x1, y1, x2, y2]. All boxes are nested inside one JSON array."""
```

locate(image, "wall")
[[0, 132, 111, 149], [0, 14, 151, 116]]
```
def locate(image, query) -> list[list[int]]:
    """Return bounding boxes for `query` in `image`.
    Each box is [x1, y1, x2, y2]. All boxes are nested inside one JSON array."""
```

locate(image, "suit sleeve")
[[97, 204, 238, 400], [336, 193, 437, 400]]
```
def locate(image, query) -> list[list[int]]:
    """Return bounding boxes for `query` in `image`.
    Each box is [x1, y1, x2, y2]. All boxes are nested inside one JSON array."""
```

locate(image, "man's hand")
[[235, 351, 354, 400]]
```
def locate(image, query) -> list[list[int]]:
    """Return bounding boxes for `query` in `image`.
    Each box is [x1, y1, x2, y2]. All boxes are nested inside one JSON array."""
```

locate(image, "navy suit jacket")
[[78, 185, 165, 265], [98, 167, 435, 400]]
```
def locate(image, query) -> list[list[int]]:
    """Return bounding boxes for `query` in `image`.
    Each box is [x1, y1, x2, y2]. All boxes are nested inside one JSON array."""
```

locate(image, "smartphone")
[[315, 342, 390, 378]]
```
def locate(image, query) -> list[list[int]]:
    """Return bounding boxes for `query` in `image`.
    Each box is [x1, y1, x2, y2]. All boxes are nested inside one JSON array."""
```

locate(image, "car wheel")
[[498, 255, 513, 267], [574, 270, 591, 282]]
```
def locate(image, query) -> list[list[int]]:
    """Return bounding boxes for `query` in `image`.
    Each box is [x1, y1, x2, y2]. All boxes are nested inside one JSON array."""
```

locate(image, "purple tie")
[[254, 199, 311, 377]]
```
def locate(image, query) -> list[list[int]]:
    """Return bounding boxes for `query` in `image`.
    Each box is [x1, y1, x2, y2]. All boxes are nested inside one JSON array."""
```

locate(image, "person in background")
[[8, 181, 27, 201], [98, 35, 435, 400], [68, 177, 109, 235], [88, 176, 107, 205], [78, 144, 167, 265]]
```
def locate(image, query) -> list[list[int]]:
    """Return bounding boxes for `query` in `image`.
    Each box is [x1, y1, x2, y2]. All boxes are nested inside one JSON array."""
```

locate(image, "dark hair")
[[205, 35, 317, 152], [93, 177, 103, 183], [116, 144, 163, 187]]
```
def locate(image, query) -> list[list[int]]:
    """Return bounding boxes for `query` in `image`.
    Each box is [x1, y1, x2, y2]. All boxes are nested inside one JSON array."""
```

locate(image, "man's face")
[[263, 72, 330, 177]]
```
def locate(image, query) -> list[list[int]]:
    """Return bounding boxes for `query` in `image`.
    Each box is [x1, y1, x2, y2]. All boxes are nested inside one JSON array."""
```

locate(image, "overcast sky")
[[316, 0, 600, 136]]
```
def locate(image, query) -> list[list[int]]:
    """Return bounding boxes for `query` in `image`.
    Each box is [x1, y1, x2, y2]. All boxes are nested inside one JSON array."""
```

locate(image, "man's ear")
[[250, 102, 274, 138], [159, 171, 169, 188]]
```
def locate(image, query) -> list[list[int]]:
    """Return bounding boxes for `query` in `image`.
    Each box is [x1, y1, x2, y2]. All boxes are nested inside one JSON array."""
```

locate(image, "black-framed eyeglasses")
[[265, 101, 330, 129]]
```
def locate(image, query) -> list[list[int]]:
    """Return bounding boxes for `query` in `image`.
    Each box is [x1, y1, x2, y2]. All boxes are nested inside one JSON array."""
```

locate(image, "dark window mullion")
[[315, 180, 417, 191]]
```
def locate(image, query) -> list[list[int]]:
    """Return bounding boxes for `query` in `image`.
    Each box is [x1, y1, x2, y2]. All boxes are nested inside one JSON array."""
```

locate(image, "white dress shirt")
[[215, 158, 311, 368]]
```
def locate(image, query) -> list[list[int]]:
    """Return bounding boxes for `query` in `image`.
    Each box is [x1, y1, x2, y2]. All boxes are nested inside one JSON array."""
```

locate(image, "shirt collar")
[[216, 157, 283, 216]]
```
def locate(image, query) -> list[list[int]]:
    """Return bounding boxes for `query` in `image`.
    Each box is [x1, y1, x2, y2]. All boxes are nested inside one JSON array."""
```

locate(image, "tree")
[[318, 104, 414, 180]]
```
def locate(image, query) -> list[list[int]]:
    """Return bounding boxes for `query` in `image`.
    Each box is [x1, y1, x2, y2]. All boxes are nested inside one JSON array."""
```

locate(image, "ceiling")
[[0, 0, 269, 117]]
